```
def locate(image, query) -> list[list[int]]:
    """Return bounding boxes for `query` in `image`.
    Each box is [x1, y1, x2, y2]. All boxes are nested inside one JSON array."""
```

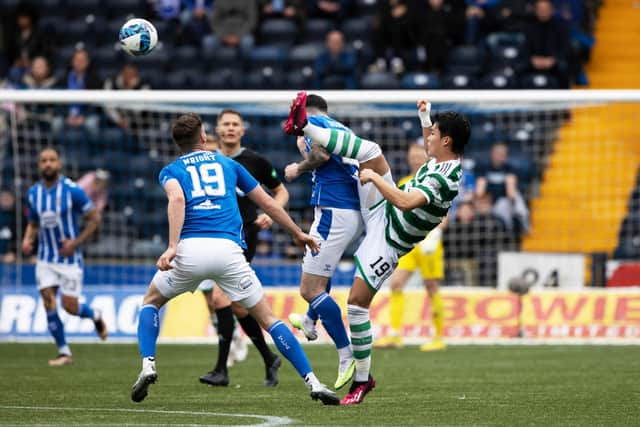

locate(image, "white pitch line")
[[0, 406, 294, 427]]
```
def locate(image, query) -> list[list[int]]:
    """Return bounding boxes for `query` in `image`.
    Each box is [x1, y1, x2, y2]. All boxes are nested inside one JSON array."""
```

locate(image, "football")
[[119, 18, 158, 56]]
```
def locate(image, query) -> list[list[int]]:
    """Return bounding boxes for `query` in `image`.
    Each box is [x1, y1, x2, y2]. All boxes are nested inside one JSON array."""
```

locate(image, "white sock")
[[303, 315, 316, 329], [304, 371, 320, 389], [302, 123, 382, 163], [143, 356, 156, 371], [338, 346, 353, 372], [59, 345, 71, 356]]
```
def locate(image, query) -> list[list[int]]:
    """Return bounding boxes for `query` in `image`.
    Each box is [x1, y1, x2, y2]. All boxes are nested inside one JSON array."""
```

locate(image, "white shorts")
[[353, 202, 400, 293], [153, 238, 264, 309], [197, 280, 216, 292], [302, 206, 364, 277], [36, 261, 83, 297]]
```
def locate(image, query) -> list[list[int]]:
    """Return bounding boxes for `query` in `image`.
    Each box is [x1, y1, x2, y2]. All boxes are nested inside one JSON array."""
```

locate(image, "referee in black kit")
[[198, 109, 289, 387]]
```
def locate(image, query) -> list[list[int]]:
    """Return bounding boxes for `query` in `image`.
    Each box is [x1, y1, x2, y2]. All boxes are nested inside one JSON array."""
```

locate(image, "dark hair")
[[306, 94, 328, 113], [172, 113, 202, 150], [40, 146, 60, 157], [216, 108, 242, 123], [433, 111, 471, 155]]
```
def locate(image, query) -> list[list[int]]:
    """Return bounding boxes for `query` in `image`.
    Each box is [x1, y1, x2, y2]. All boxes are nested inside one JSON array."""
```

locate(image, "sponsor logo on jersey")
[[193, 200, 221, 210]]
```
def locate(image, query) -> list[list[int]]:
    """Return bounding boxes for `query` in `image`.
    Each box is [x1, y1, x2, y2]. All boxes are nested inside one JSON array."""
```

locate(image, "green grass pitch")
[[0, 343, 638, 426]]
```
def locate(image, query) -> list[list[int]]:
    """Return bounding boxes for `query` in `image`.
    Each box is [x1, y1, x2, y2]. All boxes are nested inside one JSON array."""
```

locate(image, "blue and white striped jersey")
[[159, 150, 259, 248], [27, 176, 94, 265], [305, 115, 360, 211]]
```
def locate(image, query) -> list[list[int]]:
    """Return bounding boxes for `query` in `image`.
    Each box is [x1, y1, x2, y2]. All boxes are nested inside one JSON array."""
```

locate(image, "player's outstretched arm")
[[157, 179, 185, 270], [417, 99, 433, 143], [247, 185, 319, 254], [360, 169, 427, 212]]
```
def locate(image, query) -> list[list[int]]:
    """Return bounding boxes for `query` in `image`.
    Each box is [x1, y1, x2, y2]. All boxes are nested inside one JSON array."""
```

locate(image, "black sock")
[[238, 314, 276, 366], [213, 306, 234, 373]]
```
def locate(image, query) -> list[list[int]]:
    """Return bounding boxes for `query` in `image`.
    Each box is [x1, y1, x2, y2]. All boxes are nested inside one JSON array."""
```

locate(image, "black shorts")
[[242, 222, 260, 263]]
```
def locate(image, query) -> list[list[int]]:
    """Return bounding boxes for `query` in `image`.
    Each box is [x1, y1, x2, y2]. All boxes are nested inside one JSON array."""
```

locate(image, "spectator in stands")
[[55, 48, 101, 134], [372, 0, 414, 75], [307, 0, 352, 21], [494, 0, 534, 31], [260, 0, 306, 31], [524, 0, 570, 88], [411, 0, 461, 72], [313, 30, 357, 89], [180, 0, 214, 45], [150, 0, 182, 21], [475, 142, 530, 234], [78, 169, 110, 216], [443, 200, 477, 285], [6, 2, 49, 84], [0, 189, 16, 264], [464, 0, 501, 44], [103, 64, 150, 129], [204, 0, 257, 54], [20, 56, 57, 89]]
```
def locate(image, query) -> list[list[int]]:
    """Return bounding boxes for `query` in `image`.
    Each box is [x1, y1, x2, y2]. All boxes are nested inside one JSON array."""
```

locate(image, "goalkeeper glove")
[[418, 227, 442, 254]]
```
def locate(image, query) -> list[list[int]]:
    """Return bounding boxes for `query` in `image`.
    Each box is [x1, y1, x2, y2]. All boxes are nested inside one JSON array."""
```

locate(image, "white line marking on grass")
[[0, 405, 294, 427]]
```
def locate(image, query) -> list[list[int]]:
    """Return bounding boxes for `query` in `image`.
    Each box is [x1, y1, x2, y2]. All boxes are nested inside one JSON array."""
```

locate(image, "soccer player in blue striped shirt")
[[22, 147, 107, 366]]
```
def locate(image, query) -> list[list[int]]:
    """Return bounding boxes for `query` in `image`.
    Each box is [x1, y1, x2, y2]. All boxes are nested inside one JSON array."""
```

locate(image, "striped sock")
[[303, 123, 382, 163], [348, 304, 372, 382]]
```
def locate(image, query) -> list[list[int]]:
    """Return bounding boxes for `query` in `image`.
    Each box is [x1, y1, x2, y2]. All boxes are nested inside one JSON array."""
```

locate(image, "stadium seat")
[[289, 43, 323, 68], [446, 45, 486, 75], [442, 72, 477, 89], [93, 44, 125, 68], [104, 0, 147, 19], [245, 67, 286, 90], [64, 0, 101, 18], [85, 236, 130, 258], [520, 73, 561, 89], [342, 17, 371, 43], [485, 32, 526, 51], [259, 19, 298, 47], [246, 46, 288, 69], [174, 45, 200, 67], [286, 67, 314, 89], [203, 67, 244, 89], [304, 19, 334, 43], [126, 45, 170, 69], [360, 72, 401, 89], [479, 71, 517, 89], [401, 72, 441, 89], [163, 69, 202, 89], [137, 68, 165, 88]]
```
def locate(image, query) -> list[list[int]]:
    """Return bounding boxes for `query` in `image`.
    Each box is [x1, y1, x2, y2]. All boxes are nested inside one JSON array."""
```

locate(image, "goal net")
[[1, 90, 639, 291]]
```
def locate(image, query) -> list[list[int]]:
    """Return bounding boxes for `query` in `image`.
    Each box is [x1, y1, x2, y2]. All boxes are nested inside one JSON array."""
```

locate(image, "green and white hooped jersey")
[[385, 158, 461, 256]]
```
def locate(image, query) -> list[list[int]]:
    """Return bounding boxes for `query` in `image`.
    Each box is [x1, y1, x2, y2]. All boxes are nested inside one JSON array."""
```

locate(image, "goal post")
[[1, 89, 639, 291]]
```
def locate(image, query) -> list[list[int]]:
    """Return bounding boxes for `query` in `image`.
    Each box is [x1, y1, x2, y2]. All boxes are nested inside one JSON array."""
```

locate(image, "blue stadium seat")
[[203, 67, 244, 89], [93, 44, 125, 68], [401, 72, 440, 89], [163, 69, 202, 89], [126, 44, 169, 69], [245, 67, 286, 89], [246, 46, 288, 68], [174, 45, 199, 66], [202, 46, 243, 69], [98, 19, 128, 45], [304, 19, 334, 43], [104, 0, 147, 19], [289, 43, 323, 68], [342, 17, 371, 43], [446, 45, 485, 75], [259, 19, 298, 46], [138, 68, 165, 88], [360, 72, 400, 89], [286, 67, 314, 89], [520, 73, 560, 89], [442, 72, 477, 89], [485, 32, 526, 51], [38, 15, 64, 38], [64, 0, 101, 18], [479, 71, 517, 89]]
